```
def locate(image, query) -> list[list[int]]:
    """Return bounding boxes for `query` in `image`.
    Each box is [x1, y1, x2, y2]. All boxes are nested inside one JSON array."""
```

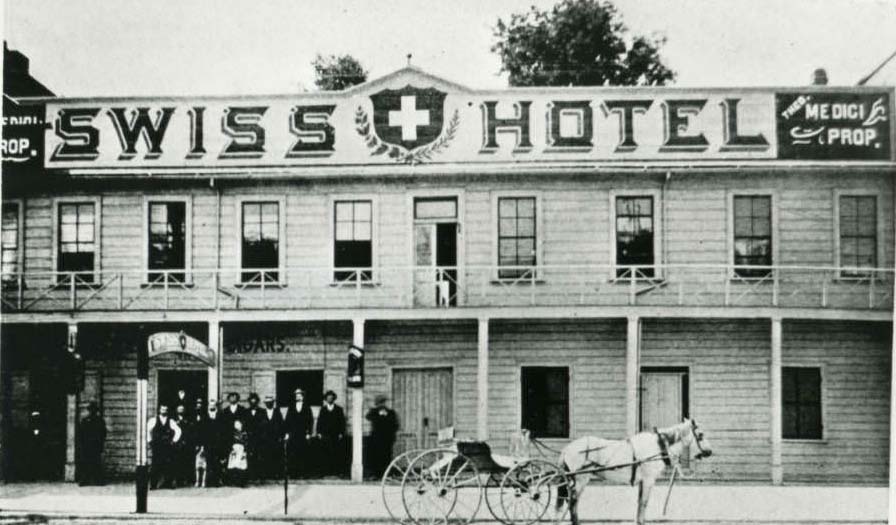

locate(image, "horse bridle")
[[689, 420, 711, 459]]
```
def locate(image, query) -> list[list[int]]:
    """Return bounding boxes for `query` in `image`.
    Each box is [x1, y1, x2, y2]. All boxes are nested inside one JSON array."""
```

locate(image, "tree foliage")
[[492, 0, 675, 87], [312, 53, 368, 91]]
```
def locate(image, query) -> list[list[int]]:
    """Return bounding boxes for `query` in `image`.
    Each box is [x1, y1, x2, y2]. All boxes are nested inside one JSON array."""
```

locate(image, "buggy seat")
[[456, 440, 521, 471]]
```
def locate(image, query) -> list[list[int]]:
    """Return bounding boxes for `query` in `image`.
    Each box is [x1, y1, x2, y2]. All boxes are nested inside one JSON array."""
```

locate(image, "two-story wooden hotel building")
[[1, 67, 893, 484]]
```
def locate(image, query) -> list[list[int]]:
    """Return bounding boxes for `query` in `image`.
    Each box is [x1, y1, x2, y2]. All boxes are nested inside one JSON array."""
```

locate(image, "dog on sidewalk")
[[194, 446, 207, 488]]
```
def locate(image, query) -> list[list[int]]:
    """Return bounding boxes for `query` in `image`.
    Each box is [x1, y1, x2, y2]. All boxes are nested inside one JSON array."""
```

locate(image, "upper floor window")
[[521, 366, 569, 438], [148, 201, 187, 282], [58, 202, 96, 282], [615, 196, 654, 278], [498, 196, 537, 279], [241, 201, 280, 283], [782, 366, 822, 440], [334, 200, 372, 282], [2, 203, 20, 284], [733, 195, 772, 278], [838, 195, 876, 276]]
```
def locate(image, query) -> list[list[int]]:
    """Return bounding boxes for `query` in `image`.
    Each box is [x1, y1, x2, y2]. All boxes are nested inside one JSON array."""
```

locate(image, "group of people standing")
[[74, 387, 400, 488], [147, 388, 349, 488]]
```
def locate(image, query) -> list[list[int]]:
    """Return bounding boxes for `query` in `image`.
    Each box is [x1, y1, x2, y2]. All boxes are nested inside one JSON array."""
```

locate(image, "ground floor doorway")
[[392, 367, 453, 454], [640, 366, 689, 467], [157, 369, 207, 414], [276, 369, 324, 408], [2, 367, 68, 480]]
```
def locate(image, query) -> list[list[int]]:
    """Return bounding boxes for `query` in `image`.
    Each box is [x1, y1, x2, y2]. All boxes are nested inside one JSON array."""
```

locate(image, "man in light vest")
[[147, 404, 182, 489]]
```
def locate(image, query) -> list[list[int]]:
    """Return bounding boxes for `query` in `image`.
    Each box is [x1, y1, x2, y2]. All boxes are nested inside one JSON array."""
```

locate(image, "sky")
[[3, 0, 895, 97]]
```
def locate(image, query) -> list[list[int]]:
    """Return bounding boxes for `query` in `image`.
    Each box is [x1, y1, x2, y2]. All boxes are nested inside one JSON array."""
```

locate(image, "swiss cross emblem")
[[355, 85, 459, 164]]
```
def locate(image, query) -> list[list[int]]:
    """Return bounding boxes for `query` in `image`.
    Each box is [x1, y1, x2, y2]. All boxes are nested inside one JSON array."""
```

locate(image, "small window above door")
[[414, 197, 458, 220]]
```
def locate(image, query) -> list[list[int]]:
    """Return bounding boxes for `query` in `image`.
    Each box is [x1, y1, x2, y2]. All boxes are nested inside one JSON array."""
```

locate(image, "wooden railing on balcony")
[[0, 264, 892, 313]]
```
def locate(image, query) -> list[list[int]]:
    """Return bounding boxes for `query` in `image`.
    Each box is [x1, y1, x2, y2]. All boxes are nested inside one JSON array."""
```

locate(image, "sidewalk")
[[0, 481, 888, 523]]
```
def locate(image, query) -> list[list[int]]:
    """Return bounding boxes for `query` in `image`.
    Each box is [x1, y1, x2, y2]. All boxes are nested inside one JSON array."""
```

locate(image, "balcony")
[[1, 264, 892, 314]]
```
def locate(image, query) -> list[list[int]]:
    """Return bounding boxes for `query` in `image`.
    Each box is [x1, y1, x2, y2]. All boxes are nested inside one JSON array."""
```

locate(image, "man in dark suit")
[[77, 402, 107, 486], [257, 395, 284, 479], [199, 399, 226, 487], [366, 394, 399, 478], [316, 390, 346, 477], [283, 388, 313, 478], [172, 404, 192, 487], [244, 392, 263, 481]]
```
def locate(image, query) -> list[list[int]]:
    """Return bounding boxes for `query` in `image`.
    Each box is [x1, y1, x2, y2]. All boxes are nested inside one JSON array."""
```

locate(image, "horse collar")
[[654, 427, 672, 467]]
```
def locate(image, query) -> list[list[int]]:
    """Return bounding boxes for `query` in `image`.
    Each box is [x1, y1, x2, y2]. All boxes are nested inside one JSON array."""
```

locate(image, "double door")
[[392, 368, 453, 454]]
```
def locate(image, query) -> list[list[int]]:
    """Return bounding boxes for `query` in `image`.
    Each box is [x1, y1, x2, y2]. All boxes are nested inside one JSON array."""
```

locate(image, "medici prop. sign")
[[39, 69, 895, 170], [776, 92, 891, 160]]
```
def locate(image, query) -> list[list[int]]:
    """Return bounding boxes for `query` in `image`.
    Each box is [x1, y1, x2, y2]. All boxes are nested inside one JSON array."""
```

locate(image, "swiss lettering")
[[107, 107, 175, 160], [51, 107, 101, 161], [220, 106, 267, 158], [287, 104, 336, 157], [187, 107, 206, 158]]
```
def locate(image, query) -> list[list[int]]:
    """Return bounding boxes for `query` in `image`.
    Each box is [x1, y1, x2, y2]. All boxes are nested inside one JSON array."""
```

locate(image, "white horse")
[[556, 419, 712, 525]]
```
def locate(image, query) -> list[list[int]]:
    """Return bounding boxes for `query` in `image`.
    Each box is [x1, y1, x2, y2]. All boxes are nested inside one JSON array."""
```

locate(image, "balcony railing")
[[0, 264, 892, 313]]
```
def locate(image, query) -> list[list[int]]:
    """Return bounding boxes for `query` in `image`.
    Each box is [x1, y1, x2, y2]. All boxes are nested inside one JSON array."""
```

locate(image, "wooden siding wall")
[[10, 172, 893, 303], [364, 320, 479, 441], [487, 319, 627, 453], [781, 320, 891, 483], [641, 319, 772, 481], [219, 321, 352, 427]]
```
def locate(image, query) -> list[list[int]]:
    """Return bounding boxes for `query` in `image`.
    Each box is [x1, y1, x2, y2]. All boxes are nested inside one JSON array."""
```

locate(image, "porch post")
[[625, 315, 640, 436], [351, 318, 365, 483], [64, 322, 78, 482], [890, 276, 896, 523], [208, 320, 221, 404], [770, 317, 783, 485], [477, 317, 489, 441]]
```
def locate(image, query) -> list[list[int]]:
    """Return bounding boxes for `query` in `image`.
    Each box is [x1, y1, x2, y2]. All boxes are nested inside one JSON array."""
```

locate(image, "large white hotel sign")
[[40, 69, 894, 170]]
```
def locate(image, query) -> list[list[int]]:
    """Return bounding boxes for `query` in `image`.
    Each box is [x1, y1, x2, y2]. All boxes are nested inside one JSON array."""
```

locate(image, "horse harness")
[[577, 430, 672, 486]]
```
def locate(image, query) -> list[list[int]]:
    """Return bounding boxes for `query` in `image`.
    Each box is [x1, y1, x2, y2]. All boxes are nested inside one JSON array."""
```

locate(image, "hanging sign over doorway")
[[147, 331, 216, 367]]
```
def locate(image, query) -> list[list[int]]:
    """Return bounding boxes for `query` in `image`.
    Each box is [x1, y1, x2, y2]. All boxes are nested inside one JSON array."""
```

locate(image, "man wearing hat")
[[257, 394, 283, 479], [244, 392, 263, 481], [77, 402, 107, 485], [366, 394, 399, 478], [283, 388, 314, 478], [316, 390, 346, 477]]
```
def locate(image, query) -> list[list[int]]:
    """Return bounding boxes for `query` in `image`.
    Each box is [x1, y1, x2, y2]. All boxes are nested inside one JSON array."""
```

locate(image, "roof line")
[[857, 47, 896, 85]]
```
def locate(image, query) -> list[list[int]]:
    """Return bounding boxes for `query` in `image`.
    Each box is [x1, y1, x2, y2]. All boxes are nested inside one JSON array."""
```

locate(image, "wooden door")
[[392, 368, 453, 455], [640, 369, 689, 467]]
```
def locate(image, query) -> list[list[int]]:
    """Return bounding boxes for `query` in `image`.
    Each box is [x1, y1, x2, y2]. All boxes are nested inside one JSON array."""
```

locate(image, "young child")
[[227, 420, 248, 487]]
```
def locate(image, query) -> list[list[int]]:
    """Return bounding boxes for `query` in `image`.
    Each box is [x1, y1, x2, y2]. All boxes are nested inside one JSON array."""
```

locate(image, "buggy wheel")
[[401, 448, 482, 525], [499, 460, 568, 525], [382, 449, 424, 524], [484, 472, 513, 524]]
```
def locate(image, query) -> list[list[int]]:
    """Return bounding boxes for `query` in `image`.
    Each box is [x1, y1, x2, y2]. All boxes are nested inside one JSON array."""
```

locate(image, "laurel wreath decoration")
[[355, 106, 460, 164]]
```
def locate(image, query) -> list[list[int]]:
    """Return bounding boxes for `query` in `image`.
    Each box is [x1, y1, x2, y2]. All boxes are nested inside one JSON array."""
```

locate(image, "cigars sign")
[[40, 69, 894, 169]]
